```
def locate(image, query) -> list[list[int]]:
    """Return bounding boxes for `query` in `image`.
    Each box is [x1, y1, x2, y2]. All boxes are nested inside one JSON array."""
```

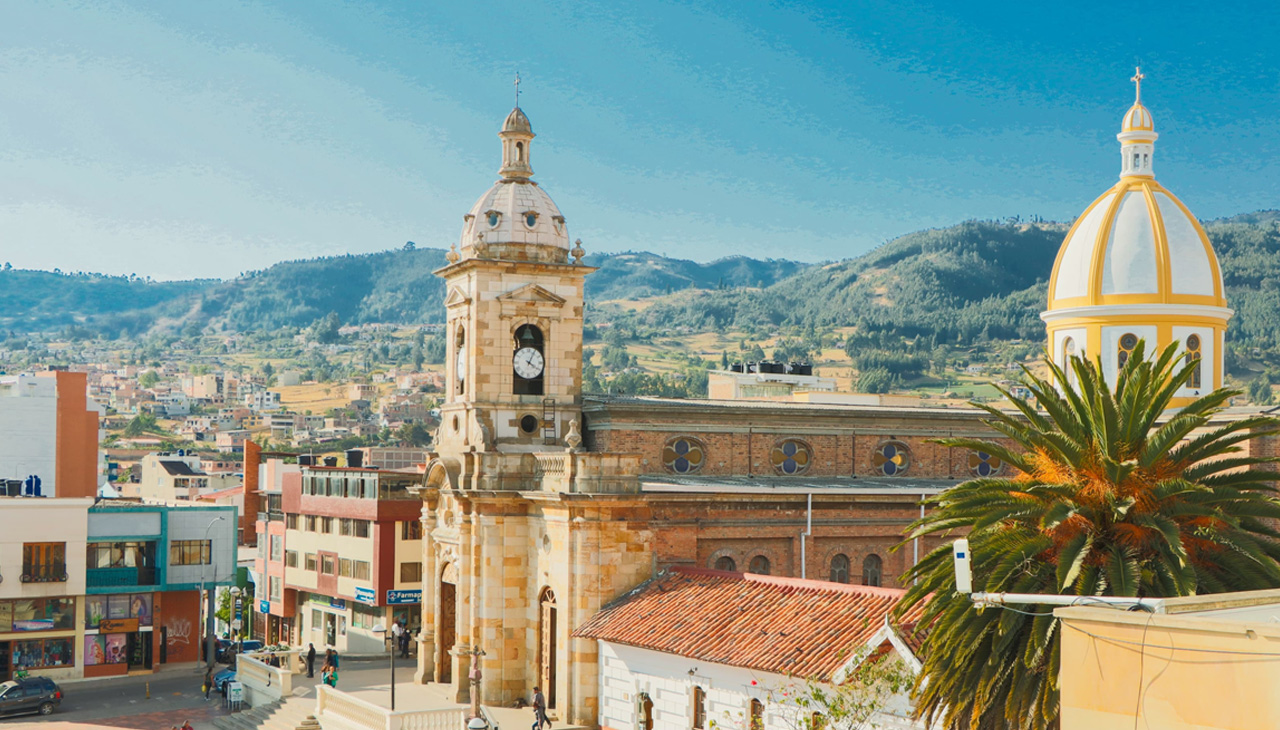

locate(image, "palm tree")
[[896, 341, 1280, 730]]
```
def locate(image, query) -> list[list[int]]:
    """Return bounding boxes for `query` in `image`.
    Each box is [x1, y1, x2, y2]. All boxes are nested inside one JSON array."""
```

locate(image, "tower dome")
[[1041, 69, 1231, 404], [455, 103, 571, 265]]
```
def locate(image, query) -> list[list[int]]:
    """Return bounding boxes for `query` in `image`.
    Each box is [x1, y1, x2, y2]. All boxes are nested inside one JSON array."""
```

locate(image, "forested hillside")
[[7, 214, 1280, 360]]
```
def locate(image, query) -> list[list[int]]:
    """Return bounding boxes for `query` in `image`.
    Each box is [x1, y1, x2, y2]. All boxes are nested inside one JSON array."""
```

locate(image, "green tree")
[[310, 312, 341, 344], [396, 422, 431, 447], [123, 412, 160, 437], [896, 342, 1280, 730], [138, 370, 159, 389]]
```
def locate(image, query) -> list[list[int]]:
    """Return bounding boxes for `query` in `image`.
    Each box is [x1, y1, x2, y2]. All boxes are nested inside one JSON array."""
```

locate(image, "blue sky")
[[1, 1, 1278, 280]]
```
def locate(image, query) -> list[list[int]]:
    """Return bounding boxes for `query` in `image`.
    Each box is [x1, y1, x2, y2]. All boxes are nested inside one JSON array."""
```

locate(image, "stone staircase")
[[213, 695, 317, 730]]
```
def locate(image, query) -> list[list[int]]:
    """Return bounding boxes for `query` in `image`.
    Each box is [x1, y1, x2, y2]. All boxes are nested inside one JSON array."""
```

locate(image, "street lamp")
[[229, 586, 243, 661], [202, 515, 226, 671], [464, 645, 486, 722], [372, 623, 395, 711]]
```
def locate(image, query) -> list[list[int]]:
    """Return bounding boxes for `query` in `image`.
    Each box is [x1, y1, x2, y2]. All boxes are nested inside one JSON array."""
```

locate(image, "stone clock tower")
[[433, 103, 594, 474]]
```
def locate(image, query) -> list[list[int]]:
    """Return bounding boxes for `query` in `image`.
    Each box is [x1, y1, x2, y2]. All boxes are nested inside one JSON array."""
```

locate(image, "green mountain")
[[0, 247, 808, 336], [6, 214, 1280, 358]]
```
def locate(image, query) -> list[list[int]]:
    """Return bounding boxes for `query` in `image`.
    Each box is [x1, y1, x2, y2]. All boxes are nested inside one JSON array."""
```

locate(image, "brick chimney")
[[242, 439, 261, 546]]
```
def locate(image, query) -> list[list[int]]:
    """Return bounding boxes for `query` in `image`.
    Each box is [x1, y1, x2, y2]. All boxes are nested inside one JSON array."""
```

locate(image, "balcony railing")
[[21, 563, 67, 583], [86, 566, 158, 588]]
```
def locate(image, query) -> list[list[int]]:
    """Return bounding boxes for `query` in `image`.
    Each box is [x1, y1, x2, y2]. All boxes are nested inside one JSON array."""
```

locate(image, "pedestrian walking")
[[331, 648, 340, 669], [532, 686, 550, 730], [306, 643, 316, 678], [391, 619, 404, 654], [203, 667, 213, 701]]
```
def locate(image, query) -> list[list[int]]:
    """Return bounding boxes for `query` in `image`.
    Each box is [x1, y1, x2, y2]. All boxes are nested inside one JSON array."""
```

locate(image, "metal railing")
[[86, 566, 157, 587]]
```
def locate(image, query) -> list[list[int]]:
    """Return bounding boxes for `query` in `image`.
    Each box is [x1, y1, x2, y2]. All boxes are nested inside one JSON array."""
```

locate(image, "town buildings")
[[0, 371, 101, 498], [252, 453, 425, 651], [0, 498, 236, 681], [138, 452, 240, 502]]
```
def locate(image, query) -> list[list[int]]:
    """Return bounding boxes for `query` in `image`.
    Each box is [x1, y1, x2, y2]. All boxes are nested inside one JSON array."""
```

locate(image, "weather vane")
[[1131, 66, 1144, 103], [514, 71, 521, 108]]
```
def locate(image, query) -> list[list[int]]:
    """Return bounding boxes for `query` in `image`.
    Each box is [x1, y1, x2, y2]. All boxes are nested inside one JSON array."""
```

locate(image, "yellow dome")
[[1046, 177, 1225, 310], [1122, 102, 1154, 133]]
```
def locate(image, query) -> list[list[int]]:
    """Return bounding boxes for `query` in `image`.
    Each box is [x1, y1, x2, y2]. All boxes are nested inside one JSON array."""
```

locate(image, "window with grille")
[[354, 520, 370, 538], [354, 561, 371, 580], [305, 553, 317, 571], [322, 555, 336, 575], [306, 515, 317, 532], [339, 558, 353, 577], [285, 550, 299, 568], [286, 514, 299, 530], [22, 543, 66, 582]]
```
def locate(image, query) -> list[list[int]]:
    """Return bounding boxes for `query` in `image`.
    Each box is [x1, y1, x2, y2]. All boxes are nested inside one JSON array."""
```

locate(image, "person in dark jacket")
[[306, 643, 317, 678]]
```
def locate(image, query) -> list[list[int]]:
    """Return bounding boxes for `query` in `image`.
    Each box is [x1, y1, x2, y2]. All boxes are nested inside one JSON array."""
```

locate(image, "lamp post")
[[202, 515, 226, 671], [372, 623, 395, 711], [229, 586, 243, 661]]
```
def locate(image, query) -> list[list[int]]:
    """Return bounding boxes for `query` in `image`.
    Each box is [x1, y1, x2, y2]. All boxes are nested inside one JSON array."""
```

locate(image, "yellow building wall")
[[1058, 606, 1280, 729]]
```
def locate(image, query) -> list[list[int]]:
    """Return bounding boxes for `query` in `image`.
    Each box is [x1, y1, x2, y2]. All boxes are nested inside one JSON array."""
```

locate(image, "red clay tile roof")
[[574, 567, 923, 681]]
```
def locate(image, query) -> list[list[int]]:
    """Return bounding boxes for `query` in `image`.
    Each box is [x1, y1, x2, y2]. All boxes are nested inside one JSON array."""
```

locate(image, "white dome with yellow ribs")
[[1046, 178, 1225, 308], [1041, 69, 1231, 407]]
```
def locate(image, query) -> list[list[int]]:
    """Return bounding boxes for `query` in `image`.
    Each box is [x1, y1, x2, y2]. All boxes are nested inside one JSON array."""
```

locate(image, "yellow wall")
[[1058, 598, 1280, 729]]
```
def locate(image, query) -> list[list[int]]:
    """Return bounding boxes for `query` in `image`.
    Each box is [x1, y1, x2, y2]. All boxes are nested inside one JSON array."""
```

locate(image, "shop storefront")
[[82, 591, 200, 677], [299, 591, 421, 653], [0, 597, 79, 681]]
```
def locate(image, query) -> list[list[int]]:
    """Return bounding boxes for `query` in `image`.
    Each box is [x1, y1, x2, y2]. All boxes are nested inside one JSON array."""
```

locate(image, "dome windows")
[[1186, 334, 1203, 389], [523, 211, 538, 229], [1118, 333, 1138, 369], [487, 211, 501, 228]]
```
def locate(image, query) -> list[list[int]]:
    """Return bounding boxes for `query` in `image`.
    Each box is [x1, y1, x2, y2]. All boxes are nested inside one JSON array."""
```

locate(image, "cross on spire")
[[1131, 66, 1144, 103], [514, 72, 521, 108]]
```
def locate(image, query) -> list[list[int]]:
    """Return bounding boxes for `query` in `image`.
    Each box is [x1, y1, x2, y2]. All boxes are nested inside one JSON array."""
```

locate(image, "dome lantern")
[[499, 73, 535, 180], [1118, 67, 1157, 179]]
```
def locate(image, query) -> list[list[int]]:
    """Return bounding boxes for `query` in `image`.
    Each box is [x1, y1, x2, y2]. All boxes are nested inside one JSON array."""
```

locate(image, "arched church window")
[[862, 554, 883, 587], [513, 324, 545, 396], [749, 699, 764, 730], [1118, 333, 1138, 369], [1186, 334, 1203, 389], [713, 555, 735, 572], [455, 326, 466, 396], [770, 439, 812, 475], [662, 437, 705, 474], [830, 554, 850, 583], [748, 555, 770, 575], [969, 451, 1003, 477], [1062, 337, 1078, 388], [516, 141, 524, 162], [873, 441, 910, 476]]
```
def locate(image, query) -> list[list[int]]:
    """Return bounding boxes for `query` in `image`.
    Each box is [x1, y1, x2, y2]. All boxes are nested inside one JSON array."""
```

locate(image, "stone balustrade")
[[235, 651, 293, 706], [315, 685, 467, 730]]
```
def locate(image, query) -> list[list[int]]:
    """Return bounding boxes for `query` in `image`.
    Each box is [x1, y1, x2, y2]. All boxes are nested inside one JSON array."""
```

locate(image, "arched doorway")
[[439, 563, 457, 684], [539, 587, 557, 709]]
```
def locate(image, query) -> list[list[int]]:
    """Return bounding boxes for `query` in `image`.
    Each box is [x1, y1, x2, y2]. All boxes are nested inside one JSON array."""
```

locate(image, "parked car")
[[0, 677, 63, 717], [216, 639, 264, 663], [212, 667, 237, 693]]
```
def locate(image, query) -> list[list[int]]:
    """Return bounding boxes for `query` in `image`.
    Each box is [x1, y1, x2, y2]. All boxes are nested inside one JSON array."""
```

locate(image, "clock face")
[[513, 347, 545, 380], [455, 346, 467, 381]]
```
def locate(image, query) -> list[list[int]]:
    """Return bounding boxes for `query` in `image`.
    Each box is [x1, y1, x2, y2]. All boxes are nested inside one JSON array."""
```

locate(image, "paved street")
[[2, 657, 415, 729]]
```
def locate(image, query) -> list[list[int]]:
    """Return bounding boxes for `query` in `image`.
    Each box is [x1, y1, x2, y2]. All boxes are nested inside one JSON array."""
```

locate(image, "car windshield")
[[0, 681, 16, 696]]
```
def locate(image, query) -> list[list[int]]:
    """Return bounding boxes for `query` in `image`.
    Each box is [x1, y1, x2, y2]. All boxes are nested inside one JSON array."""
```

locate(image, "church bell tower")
[[434, 96, 593, 458]]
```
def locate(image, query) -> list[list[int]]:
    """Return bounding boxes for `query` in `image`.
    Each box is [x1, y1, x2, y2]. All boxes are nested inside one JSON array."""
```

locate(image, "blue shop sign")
[[386, 589, 422, 605], [258, 600, 269, 614], [329, 597, 346, 610], [354, 587, 377, 605]]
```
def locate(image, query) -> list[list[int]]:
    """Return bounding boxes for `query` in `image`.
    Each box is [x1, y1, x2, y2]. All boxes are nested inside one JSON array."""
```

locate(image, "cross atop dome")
[[1131, 66, 1144, 103]]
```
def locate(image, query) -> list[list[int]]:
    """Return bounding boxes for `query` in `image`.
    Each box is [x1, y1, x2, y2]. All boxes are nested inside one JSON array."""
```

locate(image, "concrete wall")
[[1058, 601, 1280, 730], [0, 375, 58, 496], [89, 510, 161, 539], [0, 498, 92, 599], [165, 506, 239, 588]]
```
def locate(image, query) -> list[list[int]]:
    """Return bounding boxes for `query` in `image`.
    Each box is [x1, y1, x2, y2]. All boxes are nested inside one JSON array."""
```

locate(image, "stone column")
[[453, 509, 475, 703], [415, 501, 437, 684]]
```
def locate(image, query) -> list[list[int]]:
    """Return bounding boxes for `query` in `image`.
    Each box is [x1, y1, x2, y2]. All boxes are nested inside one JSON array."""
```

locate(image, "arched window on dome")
[[516, 141, 524, 162], [1133, 152, 1140, 170], [1062, 337, 1077, 387], [713, 555, 735, 572], [1118, 333, 1138, 370], [1186, 334, 1203, 390]]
